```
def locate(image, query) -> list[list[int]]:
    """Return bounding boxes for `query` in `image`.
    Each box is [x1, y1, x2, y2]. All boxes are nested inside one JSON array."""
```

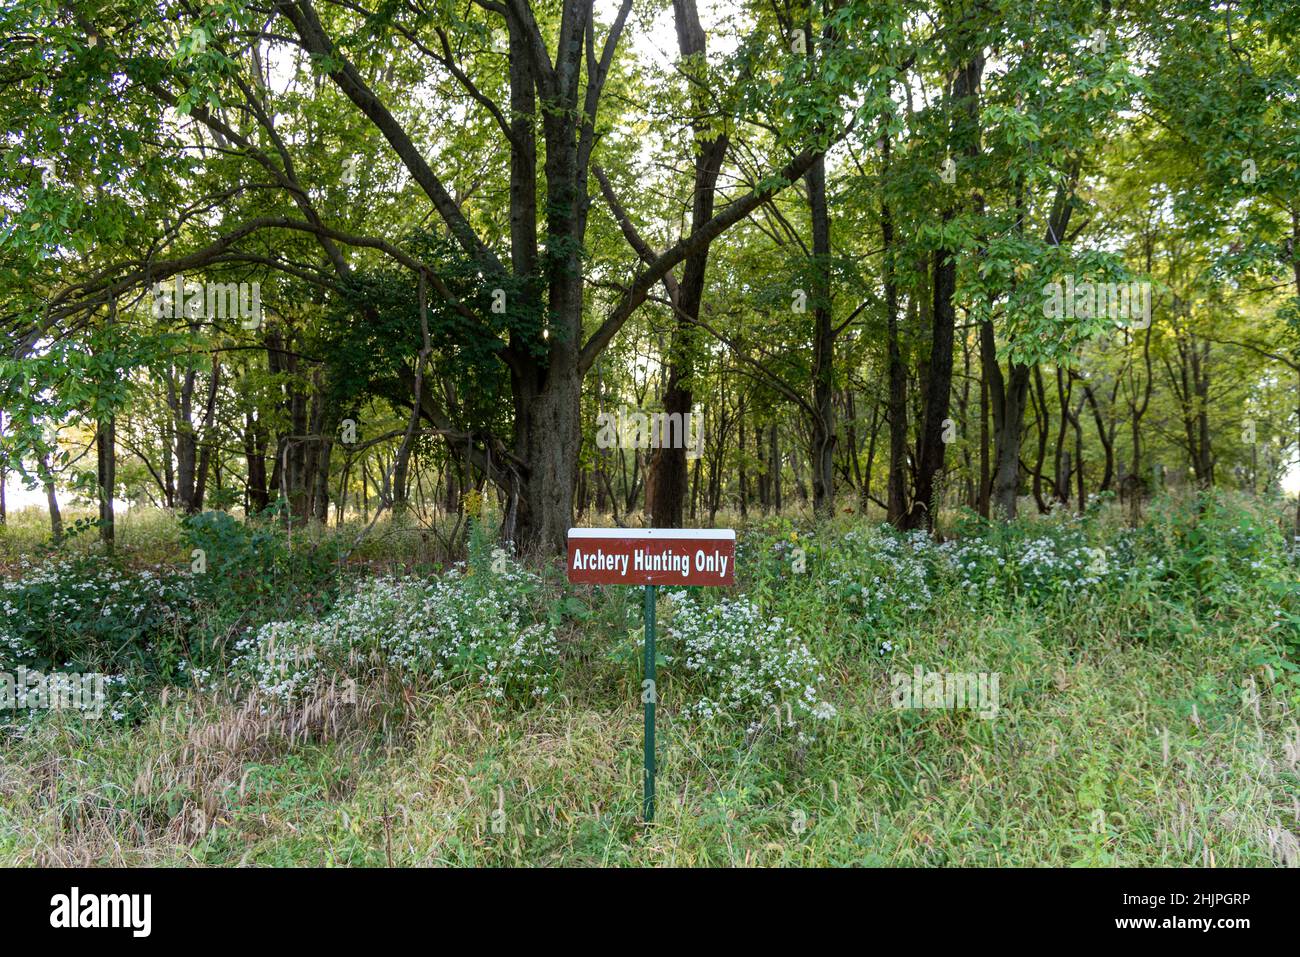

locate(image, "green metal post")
[[643, 583, 656, 822]]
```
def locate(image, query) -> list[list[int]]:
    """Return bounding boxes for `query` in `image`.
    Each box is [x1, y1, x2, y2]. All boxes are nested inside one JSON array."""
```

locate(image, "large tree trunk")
[[513, 258, 584, 553], [804, 7, 845, 519], [981, 320, 1031, 519], [645, 0, 729, 529], [507, 2, 587, 554], [244, 409, 269, 514], [905, 240, 957, 531], [903, 42, 983, 531]]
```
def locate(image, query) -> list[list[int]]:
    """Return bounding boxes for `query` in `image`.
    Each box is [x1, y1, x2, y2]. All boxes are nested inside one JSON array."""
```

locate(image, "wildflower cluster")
[[231, 555, 559, 706], [822, 526, 934, 624], [1013, 534, 1113, 597], [0, 556, 193, 671], [936, 536, 1006, 601], [935, 520, 1133, 603], [663, 592, 836, 741]]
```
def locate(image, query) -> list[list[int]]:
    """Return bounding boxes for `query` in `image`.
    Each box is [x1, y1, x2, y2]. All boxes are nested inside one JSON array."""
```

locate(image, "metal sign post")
[[643, 583, 656, 822], [566, 528, 735, 823]]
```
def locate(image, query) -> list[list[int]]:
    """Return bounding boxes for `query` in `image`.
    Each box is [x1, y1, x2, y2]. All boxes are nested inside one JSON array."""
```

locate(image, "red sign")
[[567, 528, 735, 586]]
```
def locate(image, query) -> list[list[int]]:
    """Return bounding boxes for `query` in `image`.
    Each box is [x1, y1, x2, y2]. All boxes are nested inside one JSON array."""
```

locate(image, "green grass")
[[1, 494, 1298, 866], [0, 505, 187, 566]]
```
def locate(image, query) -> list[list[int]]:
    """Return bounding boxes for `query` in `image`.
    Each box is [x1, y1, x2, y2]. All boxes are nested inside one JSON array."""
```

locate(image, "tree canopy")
[[2, 0, 1298, 549]]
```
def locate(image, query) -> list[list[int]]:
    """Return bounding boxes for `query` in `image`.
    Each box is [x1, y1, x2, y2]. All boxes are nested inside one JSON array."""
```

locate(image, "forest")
[[1, 0, 1298, 870]]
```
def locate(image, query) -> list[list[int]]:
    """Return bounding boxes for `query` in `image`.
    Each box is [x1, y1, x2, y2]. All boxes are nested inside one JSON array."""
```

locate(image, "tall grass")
[[1, 491, 1297, 866]]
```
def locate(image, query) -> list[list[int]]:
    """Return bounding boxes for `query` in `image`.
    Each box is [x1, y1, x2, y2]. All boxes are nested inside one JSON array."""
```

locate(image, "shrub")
[[182, 510, 341, 618], [1137, 492, 1288, 607]]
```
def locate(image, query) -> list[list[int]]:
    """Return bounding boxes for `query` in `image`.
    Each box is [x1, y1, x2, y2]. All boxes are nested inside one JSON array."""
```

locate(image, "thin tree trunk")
[[41, 451, 62, 543], [807, 150, 836, 517], [1031, 365, 1050, 513], [978, 357, 990, 518], [882, 168, 908, 525], [771, 424, 782, 513], [738, 396, 748, 519], [97, 416, 115, 552], [194, 360, 221, 512], [1081, 378, 1114, 492]]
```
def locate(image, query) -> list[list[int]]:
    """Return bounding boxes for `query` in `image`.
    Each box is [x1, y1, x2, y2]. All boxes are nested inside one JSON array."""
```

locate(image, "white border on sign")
[[567, 528, 735, 541]]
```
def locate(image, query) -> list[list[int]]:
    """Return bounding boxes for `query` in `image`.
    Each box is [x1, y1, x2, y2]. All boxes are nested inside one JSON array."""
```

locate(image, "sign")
[[566, 527, 736, 823], [566, 528, 735, 587]]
